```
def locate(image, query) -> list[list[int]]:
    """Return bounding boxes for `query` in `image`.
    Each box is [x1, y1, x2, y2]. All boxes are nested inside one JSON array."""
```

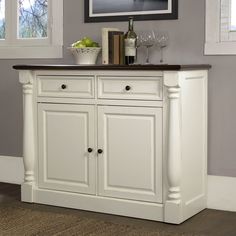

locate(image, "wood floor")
[[0, 182, 236, 236]]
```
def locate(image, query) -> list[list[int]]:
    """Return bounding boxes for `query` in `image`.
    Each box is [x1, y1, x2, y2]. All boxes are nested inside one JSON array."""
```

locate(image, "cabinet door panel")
[[98, 106, 162, 203], [38, 104, 95, 194]]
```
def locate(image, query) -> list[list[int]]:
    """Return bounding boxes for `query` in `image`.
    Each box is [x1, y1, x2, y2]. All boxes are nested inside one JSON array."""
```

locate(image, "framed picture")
[[84, 0, 178, 23]]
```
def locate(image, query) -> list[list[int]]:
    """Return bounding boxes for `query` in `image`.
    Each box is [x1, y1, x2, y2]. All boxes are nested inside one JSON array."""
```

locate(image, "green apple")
[[91, 42, 99, 47], [81, 37, 94, 47], [72, 38, 100, 48], [76, 42, 86, 48], [72, 40, 86, 48]]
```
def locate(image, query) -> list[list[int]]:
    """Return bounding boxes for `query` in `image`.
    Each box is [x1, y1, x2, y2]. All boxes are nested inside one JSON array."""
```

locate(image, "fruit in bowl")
[[72, 41, 86, 48], [69, 37, 101, 65], [72, 37, 100, 48]]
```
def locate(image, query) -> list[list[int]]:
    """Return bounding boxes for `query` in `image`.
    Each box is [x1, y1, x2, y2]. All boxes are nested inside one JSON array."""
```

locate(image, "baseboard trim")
[[0, 155, 24, 184], [34, 187, 163, 222], [207, 175, 236, 212], [0, 156, 235, 212]]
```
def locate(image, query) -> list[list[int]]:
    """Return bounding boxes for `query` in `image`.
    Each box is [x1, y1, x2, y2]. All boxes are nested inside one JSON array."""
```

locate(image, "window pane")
[[0, 0, 5, 39], [231, 0, 236, 31], [18, 0, 48, 39]]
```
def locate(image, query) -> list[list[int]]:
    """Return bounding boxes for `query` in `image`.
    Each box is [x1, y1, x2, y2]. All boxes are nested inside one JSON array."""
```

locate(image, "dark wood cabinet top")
[[13, 64, 211, 71]]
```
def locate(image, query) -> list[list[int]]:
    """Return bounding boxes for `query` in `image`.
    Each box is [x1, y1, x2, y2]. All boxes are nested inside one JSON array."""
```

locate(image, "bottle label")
[[125, 38, 136, 56]]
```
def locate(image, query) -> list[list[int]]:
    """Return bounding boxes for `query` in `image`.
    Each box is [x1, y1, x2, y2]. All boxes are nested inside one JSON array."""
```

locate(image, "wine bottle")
[[124, 17, 137, 65]]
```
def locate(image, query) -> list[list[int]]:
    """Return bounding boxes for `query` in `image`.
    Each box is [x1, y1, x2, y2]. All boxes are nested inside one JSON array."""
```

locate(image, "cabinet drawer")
[[98, 76, 163, 100], [37, 76, 95, 98]]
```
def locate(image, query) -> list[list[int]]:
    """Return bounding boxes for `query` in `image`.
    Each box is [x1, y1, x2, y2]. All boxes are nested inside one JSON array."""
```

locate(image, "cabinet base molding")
[[1, 156, 235, 217], [32, 188, 164, 222], [164, 194, 206, 224], [164, 200, 183, 224], [0, 161, 233, 216], [21, 183, 34, 203]]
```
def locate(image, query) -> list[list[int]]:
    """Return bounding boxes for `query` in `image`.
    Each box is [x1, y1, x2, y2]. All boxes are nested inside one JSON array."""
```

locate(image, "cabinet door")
[[98, 106, 162, 203], [38, 103, 96, 194]]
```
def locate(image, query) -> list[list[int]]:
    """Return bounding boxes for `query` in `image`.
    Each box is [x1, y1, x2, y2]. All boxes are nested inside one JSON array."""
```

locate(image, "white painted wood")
[[1, 159, 235, 215], [220, 0, 236, 42], [38, 103, 96, 195], [208, 175, 236, 212], [205, 42, 236, 55], [98, 76, 162, 100], [34, 187, 164, 221], [164, 72, 181, 202], [205, 0, 236, 54], [179, 70, 208, 221], [0, 46, 63, 59], [205, 0, 221, 43], [37, 97, 163, 107], [37, 75, 95, 98], [1, 156, 235, 215], [0, 156, 24, 184], [97, 106, 162, 203], [2, 156, 236, 215], [4, 0, 12, 46], [163, 71, 208, 224], [19, 71, 36, 202], [19, 71, 35, 184], [163, 72, 182, 224], [16, 68, 209, 224], [220, 0, 231, 42], [33, 70, 163, 77], [51, 0, 64, 46], [0, 0, 63, 59], [10, 0, 49, 47]]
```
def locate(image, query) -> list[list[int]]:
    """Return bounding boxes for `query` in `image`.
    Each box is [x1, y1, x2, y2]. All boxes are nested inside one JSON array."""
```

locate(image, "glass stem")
[[160, 47, 164, 63], [146, 46, 149, 64]]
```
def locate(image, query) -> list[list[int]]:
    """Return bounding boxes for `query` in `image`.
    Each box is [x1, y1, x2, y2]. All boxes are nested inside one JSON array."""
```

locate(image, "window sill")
[[0, 45, 63, 59], [205, 42, 236, 55]]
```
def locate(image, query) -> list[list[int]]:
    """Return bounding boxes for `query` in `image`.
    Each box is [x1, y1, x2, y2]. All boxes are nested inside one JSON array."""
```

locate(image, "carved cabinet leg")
[[167, 87, 181, 201], [164, 73, 182, 224], [19, 71, 35, 202]]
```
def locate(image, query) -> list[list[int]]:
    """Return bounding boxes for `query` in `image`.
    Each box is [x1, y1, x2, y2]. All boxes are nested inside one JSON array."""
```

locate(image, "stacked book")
[[102, 28, 125, 65]]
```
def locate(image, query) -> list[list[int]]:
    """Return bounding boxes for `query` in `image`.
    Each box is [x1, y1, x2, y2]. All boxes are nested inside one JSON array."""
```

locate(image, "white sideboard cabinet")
[[14, 64, 211, 224]]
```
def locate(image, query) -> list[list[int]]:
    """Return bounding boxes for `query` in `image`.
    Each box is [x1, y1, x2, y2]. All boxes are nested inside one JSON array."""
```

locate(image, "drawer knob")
[[61, 84, 67, 89], [88, 148, 93, 153], [98, 149, 103, 154], [125, 85, 131, 91]]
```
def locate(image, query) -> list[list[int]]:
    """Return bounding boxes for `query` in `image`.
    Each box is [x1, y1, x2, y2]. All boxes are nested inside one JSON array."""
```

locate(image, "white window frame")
[[0, 0, 63, 59], [205, 0, 236, 55], [220, 0, 236, 41]]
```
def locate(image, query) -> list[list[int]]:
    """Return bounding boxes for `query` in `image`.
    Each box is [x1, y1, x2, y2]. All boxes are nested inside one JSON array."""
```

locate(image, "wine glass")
[[155, 32, 169, 63], [139, 30, 155, 64]]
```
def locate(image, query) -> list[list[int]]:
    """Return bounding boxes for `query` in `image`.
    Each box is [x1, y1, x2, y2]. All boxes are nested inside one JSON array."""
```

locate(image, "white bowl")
[[69, 47, 101, 65]]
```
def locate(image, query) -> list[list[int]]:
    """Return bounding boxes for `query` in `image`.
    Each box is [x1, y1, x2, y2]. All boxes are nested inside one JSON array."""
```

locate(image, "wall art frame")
[[84, 0, 178, 23]]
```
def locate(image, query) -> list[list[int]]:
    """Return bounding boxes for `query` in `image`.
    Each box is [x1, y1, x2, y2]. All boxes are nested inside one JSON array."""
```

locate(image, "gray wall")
[[1, 0, 236, 177]]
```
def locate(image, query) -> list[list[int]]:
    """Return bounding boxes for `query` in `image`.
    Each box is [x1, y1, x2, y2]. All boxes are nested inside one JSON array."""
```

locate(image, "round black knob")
[[61, 84, 67, 89], [125, 85, 131, 91], [98, 149, 103, 154], [88, 148, 93, 153]]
